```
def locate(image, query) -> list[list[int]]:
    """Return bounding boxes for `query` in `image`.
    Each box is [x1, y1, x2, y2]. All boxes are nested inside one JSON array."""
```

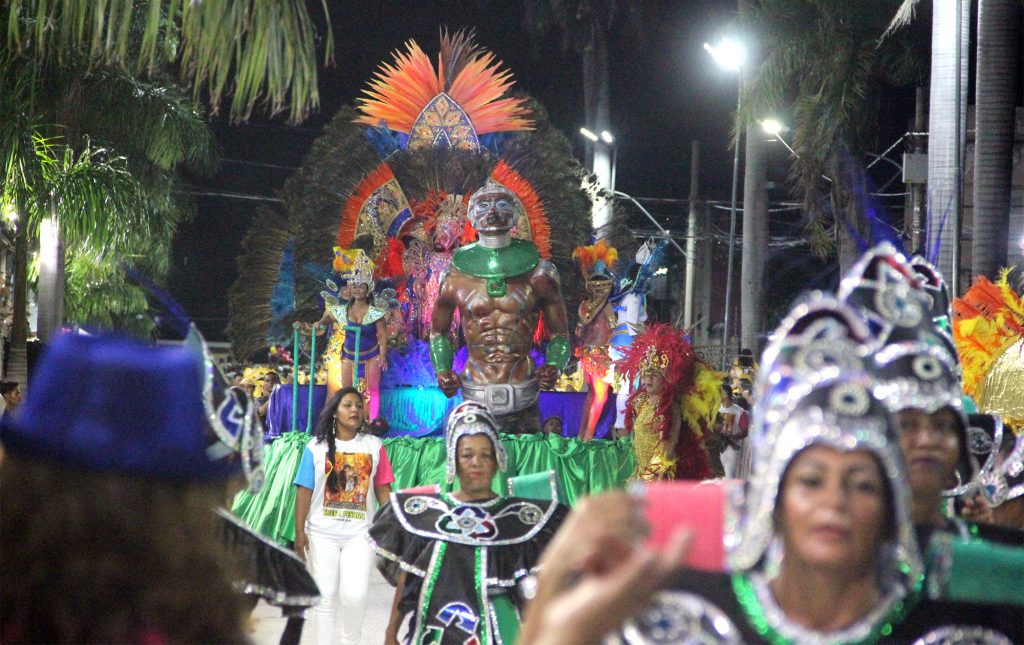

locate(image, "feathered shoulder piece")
[[953, 269, 1024, 399], [354, 29, 532, 151], [572, 240, 619, 279]]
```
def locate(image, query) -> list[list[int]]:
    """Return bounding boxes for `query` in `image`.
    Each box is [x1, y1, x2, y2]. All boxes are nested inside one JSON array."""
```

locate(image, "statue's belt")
[[461, 381, 539, 416]]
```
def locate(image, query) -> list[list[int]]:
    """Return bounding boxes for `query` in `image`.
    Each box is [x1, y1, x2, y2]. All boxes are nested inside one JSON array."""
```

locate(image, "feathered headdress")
[[617, 324, 718, 480], [229, 31, 598, 358], [354, 29, 532, 152], [953, 269, 1024, 427], [332, 247, 361, 275], [572, 240, 619, 280]]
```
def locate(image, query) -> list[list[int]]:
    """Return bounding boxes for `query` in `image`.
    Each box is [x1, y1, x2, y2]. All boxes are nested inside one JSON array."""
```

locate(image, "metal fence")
[[694, 342, 740, 371]]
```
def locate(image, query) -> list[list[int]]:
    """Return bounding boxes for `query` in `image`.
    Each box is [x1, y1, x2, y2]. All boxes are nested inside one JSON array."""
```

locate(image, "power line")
[[220, 158, 299, 171], [188, 190, 283, 203]]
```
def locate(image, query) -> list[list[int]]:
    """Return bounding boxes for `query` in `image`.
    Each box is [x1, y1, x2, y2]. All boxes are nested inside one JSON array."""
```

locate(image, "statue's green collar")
[[451, 240, 540, 297]]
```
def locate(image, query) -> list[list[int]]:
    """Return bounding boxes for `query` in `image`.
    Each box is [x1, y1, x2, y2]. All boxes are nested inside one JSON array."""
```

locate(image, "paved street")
[[249, 568, 396, 645]]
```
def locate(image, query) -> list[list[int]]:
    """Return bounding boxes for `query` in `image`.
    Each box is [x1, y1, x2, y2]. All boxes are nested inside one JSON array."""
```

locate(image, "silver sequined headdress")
[[755, 292, 875, 406], [967, 413, 1024, 506], [727, 376, 922, 591], [444, 401, 508, 484], [870, 342, 974, 497]]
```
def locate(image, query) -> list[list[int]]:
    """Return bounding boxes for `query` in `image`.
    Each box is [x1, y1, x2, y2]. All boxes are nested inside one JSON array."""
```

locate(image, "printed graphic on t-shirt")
[[324, 452, 372, 521]]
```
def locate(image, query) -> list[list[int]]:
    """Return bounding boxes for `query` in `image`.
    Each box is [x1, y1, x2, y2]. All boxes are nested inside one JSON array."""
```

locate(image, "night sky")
[[170, 1, 912, 342]]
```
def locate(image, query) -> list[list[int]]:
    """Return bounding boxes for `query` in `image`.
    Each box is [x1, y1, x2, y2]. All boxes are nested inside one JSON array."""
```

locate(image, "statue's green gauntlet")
[[429, 335, 455, 373], [545, 335, 571, 371]]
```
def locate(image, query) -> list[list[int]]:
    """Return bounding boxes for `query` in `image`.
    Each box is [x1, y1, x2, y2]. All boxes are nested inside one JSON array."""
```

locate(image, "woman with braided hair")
[[293, 387, 395, 645]]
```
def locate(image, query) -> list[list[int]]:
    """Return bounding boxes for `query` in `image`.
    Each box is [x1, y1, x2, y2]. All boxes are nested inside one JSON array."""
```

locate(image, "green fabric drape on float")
[[231, 433, 635, 546], [231, 431, 311, 545], [384, 434, 636, 505]]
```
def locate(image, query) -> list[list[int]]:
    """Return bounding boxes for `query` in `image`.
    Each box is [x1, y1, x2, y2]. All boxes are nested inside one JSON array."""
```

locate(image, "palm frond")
[[4, 0, 333, 123]]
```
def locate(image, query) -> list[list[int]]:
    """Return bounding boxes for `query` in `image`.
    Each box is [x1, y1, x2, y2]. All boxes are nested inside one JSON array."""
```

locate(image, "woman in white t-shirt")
[[294, 387, 395, 645]]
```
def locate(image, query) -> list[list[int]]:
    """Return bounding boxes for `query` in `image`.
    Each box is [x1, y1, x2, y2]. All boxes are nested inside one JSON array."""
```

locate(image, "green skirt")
[[231, 431, 311, 545]]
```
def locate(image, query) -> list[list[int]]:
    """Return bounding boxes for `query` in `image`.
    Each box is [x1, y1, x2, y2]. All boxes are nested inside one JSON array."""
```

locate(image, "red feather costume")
[[617, 324, 719, 480]]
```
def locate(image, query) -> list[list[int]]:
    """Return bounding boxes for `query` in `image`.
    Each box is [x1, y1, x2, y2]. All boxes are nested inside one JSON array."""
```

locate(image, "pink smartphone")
[[635, 479, 741, 572]]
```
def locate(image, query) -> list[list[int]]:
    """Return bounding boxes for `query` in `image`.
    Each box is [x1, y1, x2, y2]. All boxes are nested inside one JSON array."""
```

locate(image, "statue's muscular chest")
[[455, 274, 538, 321]]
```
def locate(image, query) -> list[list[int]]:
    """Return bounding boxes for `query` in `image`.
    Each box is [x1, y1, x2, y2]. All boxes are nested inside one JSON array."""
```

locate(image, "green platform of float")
[[387, 433, 636, 505], [233, 433, 635, 545]]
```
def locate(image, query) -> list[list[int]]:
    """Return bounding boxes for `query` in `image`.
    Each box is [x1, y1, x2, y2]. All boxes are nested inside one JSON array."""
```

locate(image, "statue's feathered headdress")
[[572, 240, 619, 280], [354, 29, 532, 151], [229, 30, 596, 357]]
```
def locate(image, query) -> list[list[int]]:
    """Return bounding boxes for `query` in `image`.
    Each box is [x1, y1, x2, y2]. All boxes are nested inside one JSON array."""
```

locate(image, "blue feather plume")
[[123, 265, 191, 338]]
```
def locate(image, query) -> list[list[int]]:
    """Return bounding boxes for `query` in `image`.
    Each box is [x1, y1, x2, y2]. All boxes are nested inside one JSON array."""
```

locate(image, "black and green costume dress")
[[369, 488, 566, 645], [617, 567, 1022, 644]]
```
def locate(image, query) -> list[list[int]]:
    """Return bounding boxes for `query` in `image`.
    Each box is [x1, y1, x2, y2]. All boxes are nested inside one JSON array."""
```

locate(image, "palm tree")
[[3, 0, 333, 124], [739, 0, 768, 353], [742, 0, 928, 273], [522, 1, 642, 229], [972, 0, 1020, 279], [886, 0, 971, 290], [1, 40, 215, 377]]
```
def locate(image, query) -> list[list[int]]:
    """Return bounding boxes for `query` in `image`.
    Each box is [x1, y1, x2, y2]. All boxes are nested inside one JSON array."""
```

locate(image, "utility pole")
[[684, 141, 700, 331], [739, 0, 767, 354]]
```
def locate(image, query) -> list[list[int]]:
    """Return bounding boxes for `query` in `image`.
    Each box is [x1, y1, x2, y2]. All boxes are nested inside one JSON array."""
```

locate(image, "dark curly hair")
[[313, 387, 365, 494], [0, 454, 246, 644]]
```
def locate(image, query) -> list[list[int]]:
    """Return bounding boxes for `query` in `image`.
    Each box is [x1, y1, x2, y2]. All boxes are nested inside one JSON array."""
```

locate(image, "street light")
[[760, 118, 783, 136], [703, 38, 746, 71], [761, 119, 832, 183], [705, 37, 745, 366], [601, 131, 618, 194], [580, 127, 618, 220]]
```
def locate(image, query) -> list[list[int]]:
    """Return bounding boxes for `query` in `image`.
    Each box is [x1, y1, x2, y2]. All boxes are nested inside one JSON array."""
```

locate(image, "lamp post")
[[705, 38, 746, 368], [580, 127, 618, 228]]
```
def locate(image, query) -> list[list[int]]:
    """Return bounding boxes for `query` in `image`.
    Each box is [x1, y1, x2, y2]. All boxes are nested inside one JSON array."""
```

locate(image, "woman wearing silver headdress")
[[519, 292, 1021, 643], [839, 244, 1024, 547], [520, 378, 1020, 644], [369, 401, 567, 644]]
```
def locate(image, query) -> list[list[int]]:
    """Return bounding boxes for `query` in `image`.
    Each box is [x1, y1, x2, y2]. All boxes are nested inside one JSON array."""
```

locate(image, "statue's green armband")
[[545, 335, 570, 371], [430, 335, 455, 372]]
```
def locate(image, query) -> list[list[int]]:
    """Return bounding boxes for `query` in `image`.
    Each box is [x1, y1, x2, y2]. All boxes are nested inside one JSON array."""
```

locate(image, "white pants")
[[307, 531, 374, 645], [722, 445, 740, 479]]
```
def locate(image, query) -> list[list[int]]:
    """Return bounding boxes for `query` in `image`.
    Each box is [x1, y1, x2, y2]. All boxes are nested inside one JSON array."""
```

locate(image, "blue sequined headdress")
[[0, 333, 261, 486]]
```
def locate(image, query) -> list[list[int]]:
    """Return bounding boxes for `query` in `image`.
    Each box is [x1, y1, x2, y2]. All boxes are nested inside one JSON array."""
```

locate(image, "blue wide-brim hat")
[[0, 333, 235, 481]]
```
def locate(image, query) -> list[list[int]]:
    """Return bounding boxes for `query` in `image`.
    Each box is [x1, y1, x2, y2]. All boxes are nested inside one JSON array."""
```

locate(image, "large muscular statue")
[[429, 180, 571, 433]]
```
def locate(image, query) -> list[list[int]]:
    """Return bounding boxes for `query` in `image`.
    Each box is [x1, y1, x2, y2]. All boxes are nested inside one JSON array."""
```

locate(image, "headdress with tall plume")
[[572, 240, 619, 280], [354, 30, 532, 151], [616, 324, 719, 480]]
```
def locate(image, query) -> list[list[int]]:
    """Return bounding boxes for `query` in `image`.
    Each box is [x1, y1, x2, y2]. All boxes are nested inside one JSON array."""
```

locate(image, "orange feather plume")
[[337, 163, 397, 248], [490, 161, 550, 259], [572, 240, 619, 277], [953, 271, 1024, 397], [353, 31, 532, 135]]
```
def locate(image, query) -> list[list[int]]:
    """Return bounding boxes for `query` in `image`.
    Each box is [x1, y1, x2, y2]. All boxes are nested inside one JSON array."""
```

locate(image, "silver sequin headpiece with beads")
[[727, 376, 922, 593], [444, 401, 508, 484]]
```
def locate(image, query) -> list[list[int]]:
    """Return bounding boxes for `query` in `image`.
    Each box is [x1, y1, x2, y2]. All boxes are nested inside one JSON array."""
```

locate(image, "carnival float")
[[228, 31, 692, 544]]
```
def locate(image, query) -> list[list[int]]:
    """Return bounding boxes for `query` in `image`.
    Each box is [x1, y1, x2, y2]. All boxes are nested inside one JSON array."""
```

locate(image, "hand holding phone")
[[633, 479, 741, 572]]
